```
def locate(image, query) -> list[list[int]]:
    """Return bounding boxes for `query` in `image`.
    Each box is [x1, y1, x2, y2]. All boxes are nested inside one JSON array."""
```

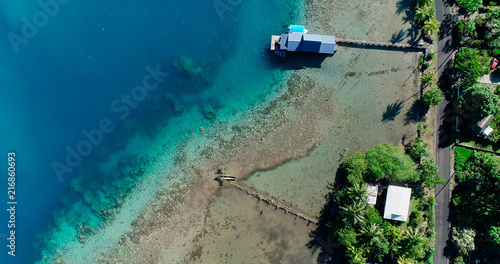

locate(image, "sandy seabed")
[[54, 0, 424, 262]]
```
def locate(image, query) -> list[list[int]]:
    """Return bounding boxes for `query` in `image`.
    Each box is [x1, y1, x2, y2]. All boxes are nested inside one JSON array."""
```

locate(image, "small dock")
[[230, 182, 318, 224], [270, 35, 281, 51], [335, 38, 432, 53], [216, 175, 237, 182]]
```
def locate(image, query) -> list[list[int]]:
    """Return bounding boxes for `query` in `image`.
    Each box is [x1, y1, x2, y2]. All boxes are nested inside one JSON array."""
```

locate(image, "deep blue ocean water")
[[0, 0, 299, 263]]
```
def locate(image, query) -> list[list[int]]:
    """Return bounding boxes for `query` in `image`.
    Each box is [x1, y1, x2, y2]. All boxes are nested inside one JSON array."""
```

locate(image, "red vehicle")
[[491, 58, 498, 69]]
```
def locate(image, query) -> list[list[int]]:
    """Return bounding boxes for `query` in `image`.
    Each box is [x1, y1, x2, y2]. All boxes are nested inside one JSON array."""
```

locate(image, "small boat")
[[275, 50, 286, 57]]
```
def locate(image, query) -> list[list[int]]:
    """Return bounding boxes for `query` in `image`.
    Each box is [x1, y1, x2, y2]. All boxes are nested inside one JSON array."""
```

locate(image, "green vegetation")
[[458, 84, 499, 122], [366, 143, 418, 182], [415, 0, 439, 38], [454, 147, 474, 171], [328, 143, 438, 263], [456, 0, 482, 13], [423, 87, 443, 107], [407, 137, 430, 162], [420, 72, 437, 87], [417, 159, 444, 188], [454, 48, 490, 86], [450, 149, 500, 262]]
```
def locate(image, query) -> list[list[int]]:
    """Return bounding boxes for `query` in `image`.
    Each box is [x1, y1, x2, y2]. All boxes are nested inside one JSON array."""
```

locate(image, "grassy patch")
[[453, 146, 474, 171]]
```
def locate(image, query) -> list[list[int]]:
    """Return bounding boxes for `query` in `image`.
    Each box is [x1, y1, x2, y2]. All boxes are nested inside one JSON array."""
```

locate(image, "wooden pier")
[[229, 182, 319, 224], [335, 38, 432, 53]]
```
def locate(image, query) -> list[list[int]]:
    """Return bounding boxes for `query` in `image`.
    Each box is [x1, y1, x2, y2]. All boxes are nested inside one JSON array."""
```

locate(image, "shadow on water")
[[405, 99, 426, 125], [305, 172, 347, 264], [268, 51, 332, 70], [391, 29, 407, 43], [382, 101, 404, 122]]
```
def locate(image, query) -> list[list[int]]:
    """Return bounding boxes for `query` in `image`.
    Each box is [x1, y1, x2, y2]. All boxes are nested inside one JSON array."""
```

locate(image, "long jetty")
[[336, 38, 432, 53], [229, 182, 319, 224]]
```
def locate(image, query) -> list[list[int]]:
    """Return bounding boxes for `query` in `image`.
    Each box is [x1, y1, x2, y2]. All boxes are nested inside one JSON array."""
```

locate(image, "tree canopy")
[[366, 143, 418, 182], [458, 84, 499, 122], [422, 87, 443, 107], [454, 48, 490, 86], [456, 0, 482, 13]]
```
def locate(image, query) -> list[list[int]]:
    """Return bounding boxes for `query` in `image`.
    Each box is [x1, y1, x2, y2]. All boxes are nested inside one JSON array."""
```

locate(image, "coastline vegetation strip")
[[228, 182, 319, 224]]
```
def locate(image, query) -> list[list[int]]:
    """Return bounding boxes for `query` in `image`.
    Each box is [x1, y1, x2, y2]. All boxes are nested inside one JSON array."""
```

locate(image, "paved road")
[[434, 0, 456, 263]]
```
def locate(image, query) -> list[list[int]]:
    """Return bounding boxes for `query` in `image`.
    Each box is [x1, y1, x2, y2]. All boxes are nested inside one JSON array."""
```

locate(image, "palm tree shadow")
[[396, 0, 416, 15], [382, 101, 404, 122], [391, 29, 407, 43]]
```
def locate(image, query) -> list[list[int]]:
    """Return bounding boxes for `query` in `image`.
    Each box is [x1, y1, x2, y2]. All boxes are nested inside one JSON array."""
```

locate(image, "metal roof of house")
[[471, 114, 495, 135], [280, 33, 336, 54], [383, 185, 411, 222]]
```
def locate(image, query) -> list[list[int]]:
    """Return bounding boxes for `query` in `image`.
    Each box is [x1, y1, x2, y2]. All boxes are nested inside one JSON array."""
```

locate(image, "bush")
[[417, 159, 444, 188], [407, 137, 430, 161], [459, 84, 499, 122], [365, 206, 383, 225], [366, 143, 418, 182], [409, 211, 424, 227], [493, 49, 500, 57], [340, 152, 368, 186], [423, 87, 444, 107], [457, 21, 465, 29], [454, 48, 490, 86], [452, 227, 476, 254], [456, 0, 482, 13]]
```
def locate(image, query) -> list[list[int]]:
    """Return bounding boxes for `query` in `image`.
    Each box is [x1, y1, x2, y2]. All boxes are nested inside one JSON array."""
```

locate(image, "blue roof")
[[290, 25, 306, 33], [280, 33, 335, 54]]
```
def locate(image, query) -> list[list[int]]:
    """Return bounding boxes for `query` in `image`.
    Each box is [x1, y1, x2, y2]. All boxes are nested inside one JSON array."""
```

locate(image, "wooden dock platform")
[[230, 182, 318, 224], [270, 35, 281, 51], [335, 38, 432, 52]]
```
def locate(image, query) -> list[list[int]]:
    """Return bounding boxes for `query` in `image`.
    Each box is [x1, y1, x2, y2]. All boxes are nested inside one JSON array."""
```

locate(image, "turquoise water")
[[0, 0, 300, 263]]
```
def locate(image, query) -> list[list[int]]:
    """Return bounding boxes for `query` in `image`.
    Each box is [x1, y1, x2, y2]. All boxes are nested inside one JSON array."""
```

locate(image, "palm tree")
[[339, 201, 366, 226], [360, 223, 383, 246], [422, 18, 440, 37], [346, 182, 368, 203], [420, 72, 437, 87], [397, 256, 416, 264], [414, 6, 434, 23]]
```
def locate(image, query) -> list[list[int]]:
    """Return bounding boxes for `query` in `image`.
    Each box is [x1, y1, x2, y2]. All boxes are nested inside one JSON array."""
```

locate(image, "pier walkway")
[[336, 38, 432, 53], [229, 182, 319, 224]]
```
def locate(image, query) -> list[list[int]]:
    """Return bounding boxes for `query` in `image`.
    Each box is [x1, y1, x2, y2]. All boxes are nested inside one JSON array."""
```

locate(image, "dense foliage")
[[454, 48, 490, 87], [423, 87, 444, 107], [451, 148, 500, 261], [366, 143, 418, 182], [456, 0, 482, 13], [329, 143, 438, 263], [458, 84, 499, 122]]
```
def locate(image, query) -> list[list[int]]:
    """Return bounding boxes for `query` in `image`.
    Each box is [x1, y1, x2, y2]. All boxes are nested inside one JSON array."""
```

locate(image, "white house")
[[383, 185, 412, 222]]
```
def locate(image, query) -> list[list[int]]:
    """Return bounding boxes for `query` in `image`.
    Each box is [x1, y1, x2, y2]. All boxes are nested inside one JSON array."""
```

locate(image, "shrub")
[[407, 137, 430, 161], [458, 84, 499, 122], [456, 0, 482, 13], [454, 48, 490, 86], [366, 143, 418, 182], [451, 227, 476, 254], [409, 211, 424, 227], [423, 87, 444, 107], [340, 152, 368, 186], [365, 206, 383, 225]]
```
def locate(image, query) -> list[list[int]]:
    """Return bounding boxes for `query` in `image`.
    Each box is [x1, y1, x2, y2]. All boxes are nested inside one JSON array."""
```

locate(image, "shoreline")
[[36, 0, 425, 262]]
